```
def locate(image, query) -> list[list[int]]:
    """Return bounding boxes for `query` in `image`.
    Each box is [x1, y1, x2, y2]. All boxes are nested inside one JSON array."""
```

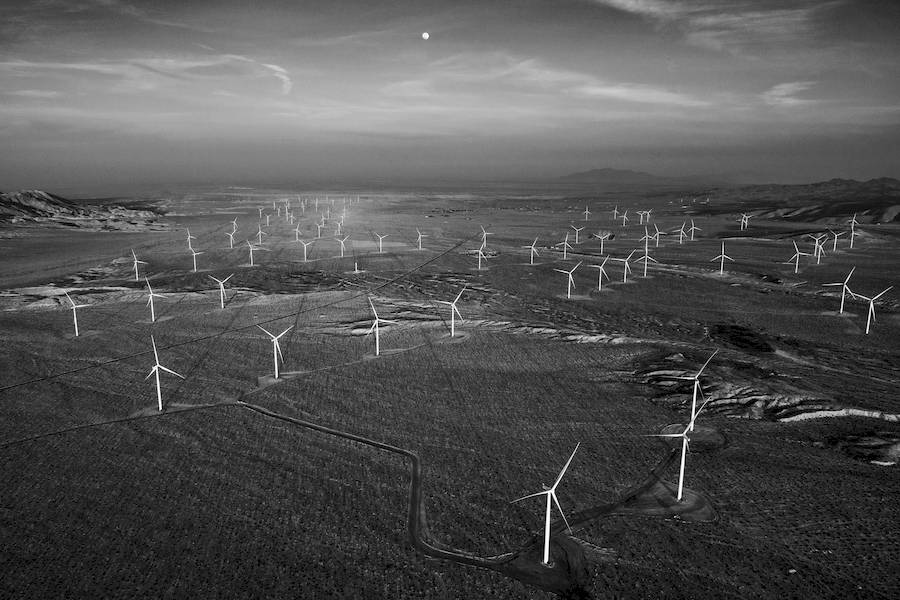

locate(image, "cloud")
[[761, 81, 817, 106], [6, 89, 62, 98], [593, 0, 838, 54]]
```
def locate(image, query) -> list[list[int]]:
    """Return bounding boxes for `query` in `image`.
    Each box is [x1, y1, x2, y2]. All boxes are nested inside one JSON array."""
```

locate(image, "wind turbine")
[[416, 228, 427, 250], [594, 232, 610, 254], [583, 206, 591, 221], [635, 250, 658, 278], [553, 261, 582, 299], [852, 287, 893, 334], [63, 291, 88, 337], [293, 224, 302, 242], [559, 232, 573, 260], [511, 443, 580, 566], [587, 257, 609, 291], [257, 325, 292, 379], [637, 210, 648, 225], [648, 400, 711, 502], [611, 205, 619, 220], [476, 247, 488, 270], [258, 207, 264, 219], [145, 278, 164, 322], [437, 286, 466, 337], [808, 234, 827, 265], [784, 240, 810, 274], [620, 211, 629, 227], [570, 225, 585, 244], [652, 224, 666, 248], [676, 222, 687, 244], [711, 241, 733, 275], [247, 240, 268, 266], [687, 219, 701, 241], [256, 224, 266, 245], [674, 349, 717, 432], [336, 235, 350, 258], [230, 218, 238, 233], [823, 267, 855, 314], [366, 297, 397, 356], [612, 250, 635, 283], [479, 225, 492, 249], [186, 228, 196, 251], [190, 249, 203, 273], [375, 233, 388, 253], [225, 230, 235, 249], [208, 274, 233, 309], [848, 214, 860, 249], [523, 237, 540, 265], [145, 335, 184, 412], [828, 229, 845, 252], [298, 239, 313, 262], [131, 249, 147, 281], [739, 213, 751, 231]]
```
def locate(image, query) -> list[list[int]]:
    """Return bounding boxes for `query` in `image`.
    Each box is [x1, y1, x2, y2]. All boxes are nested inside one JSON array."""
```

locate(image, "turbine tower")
[[511, 443, 580, 566], [208, 274, 234, 309], [523, 237, 540, 265], [375, 233, 388, 254], [648, 400, 711, 501], [131, 249, 147, 281], [823, 267, 855, 314], [587, 257, 609, 291], [416, 228, 427, 251], [853, 287, 893, 334], [258, 325, 293, 379], [145, 335, 184, 412], [437, 286, 466, 337], [711, 241, 733, 275], [366, 297, 398, 356], [553, 261, 582, 299], [63, 291, 88, 337], [145, 278, 164, 322]]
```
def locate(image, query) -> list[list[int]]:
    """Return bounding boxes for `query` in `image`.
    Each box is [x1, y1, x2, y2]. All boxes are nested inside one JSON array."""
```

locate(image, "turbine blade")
[[257, 325, 275, 338], [511, 490, 549, 504], [551, 442, 580, 489], [696, 349, 718, 376], [158, 365, 185, 379], [551, 491, 572, 533]]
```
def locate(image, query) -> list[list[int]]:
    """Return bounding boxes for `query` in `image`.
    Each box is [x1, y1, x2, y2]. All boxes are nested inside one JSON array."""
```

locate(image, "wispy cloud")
[[593, 0, 838, 54], [6, 89, 62, 98], [761, 81, 817, 107]]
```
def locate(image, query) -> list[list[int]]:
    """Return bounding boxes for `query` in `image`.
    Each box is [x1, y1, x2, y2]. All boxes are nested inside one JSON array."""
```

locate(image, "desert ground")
[[1, 183, 898, 599]]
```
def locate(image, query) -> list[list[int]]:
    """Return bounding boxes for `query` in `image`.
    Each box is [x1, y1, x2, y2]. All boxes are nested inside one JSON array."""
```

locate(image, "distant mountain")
[[558, 168, 713, 186], [0, 189, 164, 230], [696, 177, 900, 224]]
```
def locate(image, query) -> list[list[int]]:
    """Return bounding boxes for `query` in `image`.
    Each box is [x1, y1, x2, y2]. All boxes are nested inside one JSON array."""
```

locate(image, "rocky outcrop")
[[0, 189, 165, 230]]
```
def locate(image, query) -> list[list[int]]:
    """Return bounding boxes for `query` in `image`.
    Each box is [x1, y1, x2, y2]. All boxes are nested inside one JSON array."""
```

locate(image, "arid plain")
[[1, 182, 898, 599]]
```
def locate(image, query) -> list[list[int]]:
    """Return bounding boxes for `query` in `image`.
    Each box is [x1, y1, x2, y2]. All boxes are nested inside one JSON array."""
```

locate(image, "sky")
[[2, 0, 899, 193]]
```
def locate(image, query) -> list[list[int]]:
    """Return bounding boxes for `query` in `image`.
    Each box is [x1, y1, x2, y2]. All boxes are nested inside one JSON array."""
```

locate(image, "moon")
[[422, 32, 429, 40]]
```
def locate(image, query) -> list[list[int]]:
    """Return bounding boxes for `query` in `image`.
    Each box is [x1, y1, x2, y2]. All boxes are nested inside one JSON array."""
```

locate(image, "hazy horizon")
[[2, 1, 899, 194]]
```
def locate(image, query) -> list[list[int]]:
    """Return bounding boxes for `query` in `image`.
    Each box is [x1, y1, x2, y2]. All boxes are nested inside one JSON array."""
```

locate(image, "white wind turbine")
[[63, 291, 88, 337], [648, 399, 711, 502], [479, 225, 493, 249], [583, 206, 591, 221], [828, 229, 845, 252], [230, 217, 238, 233], [145, 335, 184, 412], [784, 241, 811, 274], [523, 237, 540, 265], [256, 224, 266, 245], [258, 207, 264, 219], [711, 241, 733, 275], [375, 233, 388, 253], [225, 230, 235, 249], [635, 249, 658, 278], [131, 249, 147, 281], [852, 287, 893, 334], [676, 222, 687, 244], [186, 228, 196, 251], [673, 349, 717, 432], [336, 235, 350, 258], [739, 213, 751, 231], [808, 234, 827, 264], [208, 274, 233, 309], [620, 211, 629, 227], [570, 225, 585, 244], [559, 232, 573, 260], [298, 239, 313, 262], [687, 219, 700, 241], [612, 250, 635, 283], [476, 247, 488, 270], [652, 224, 666, 247], [366, 297, 397, 356], [637, 210, 648, 225], [293, 224, 302, 242], [587, 257, 609, 291], [594, 232, 610, 254], [511, 443, 580, 566], [416, 228, 427, 250], [316, 221, 324, 238], [145, 278, 164, 322], [190, 248, 203, 273], [553, 261, 582, 299], [823, 267, 855, 314], [247, 240, 268, 266], [257, 325, 293, 379], [848, 214, 860, 249], [437, 286, 466, 337], [612, 205, 619, 220]]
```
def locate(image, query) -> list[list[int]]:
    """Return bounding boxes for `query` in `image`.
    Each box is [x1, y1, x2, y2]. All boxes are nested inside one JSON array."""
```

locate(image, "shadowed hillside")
[[0, 190, 165, 230]]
